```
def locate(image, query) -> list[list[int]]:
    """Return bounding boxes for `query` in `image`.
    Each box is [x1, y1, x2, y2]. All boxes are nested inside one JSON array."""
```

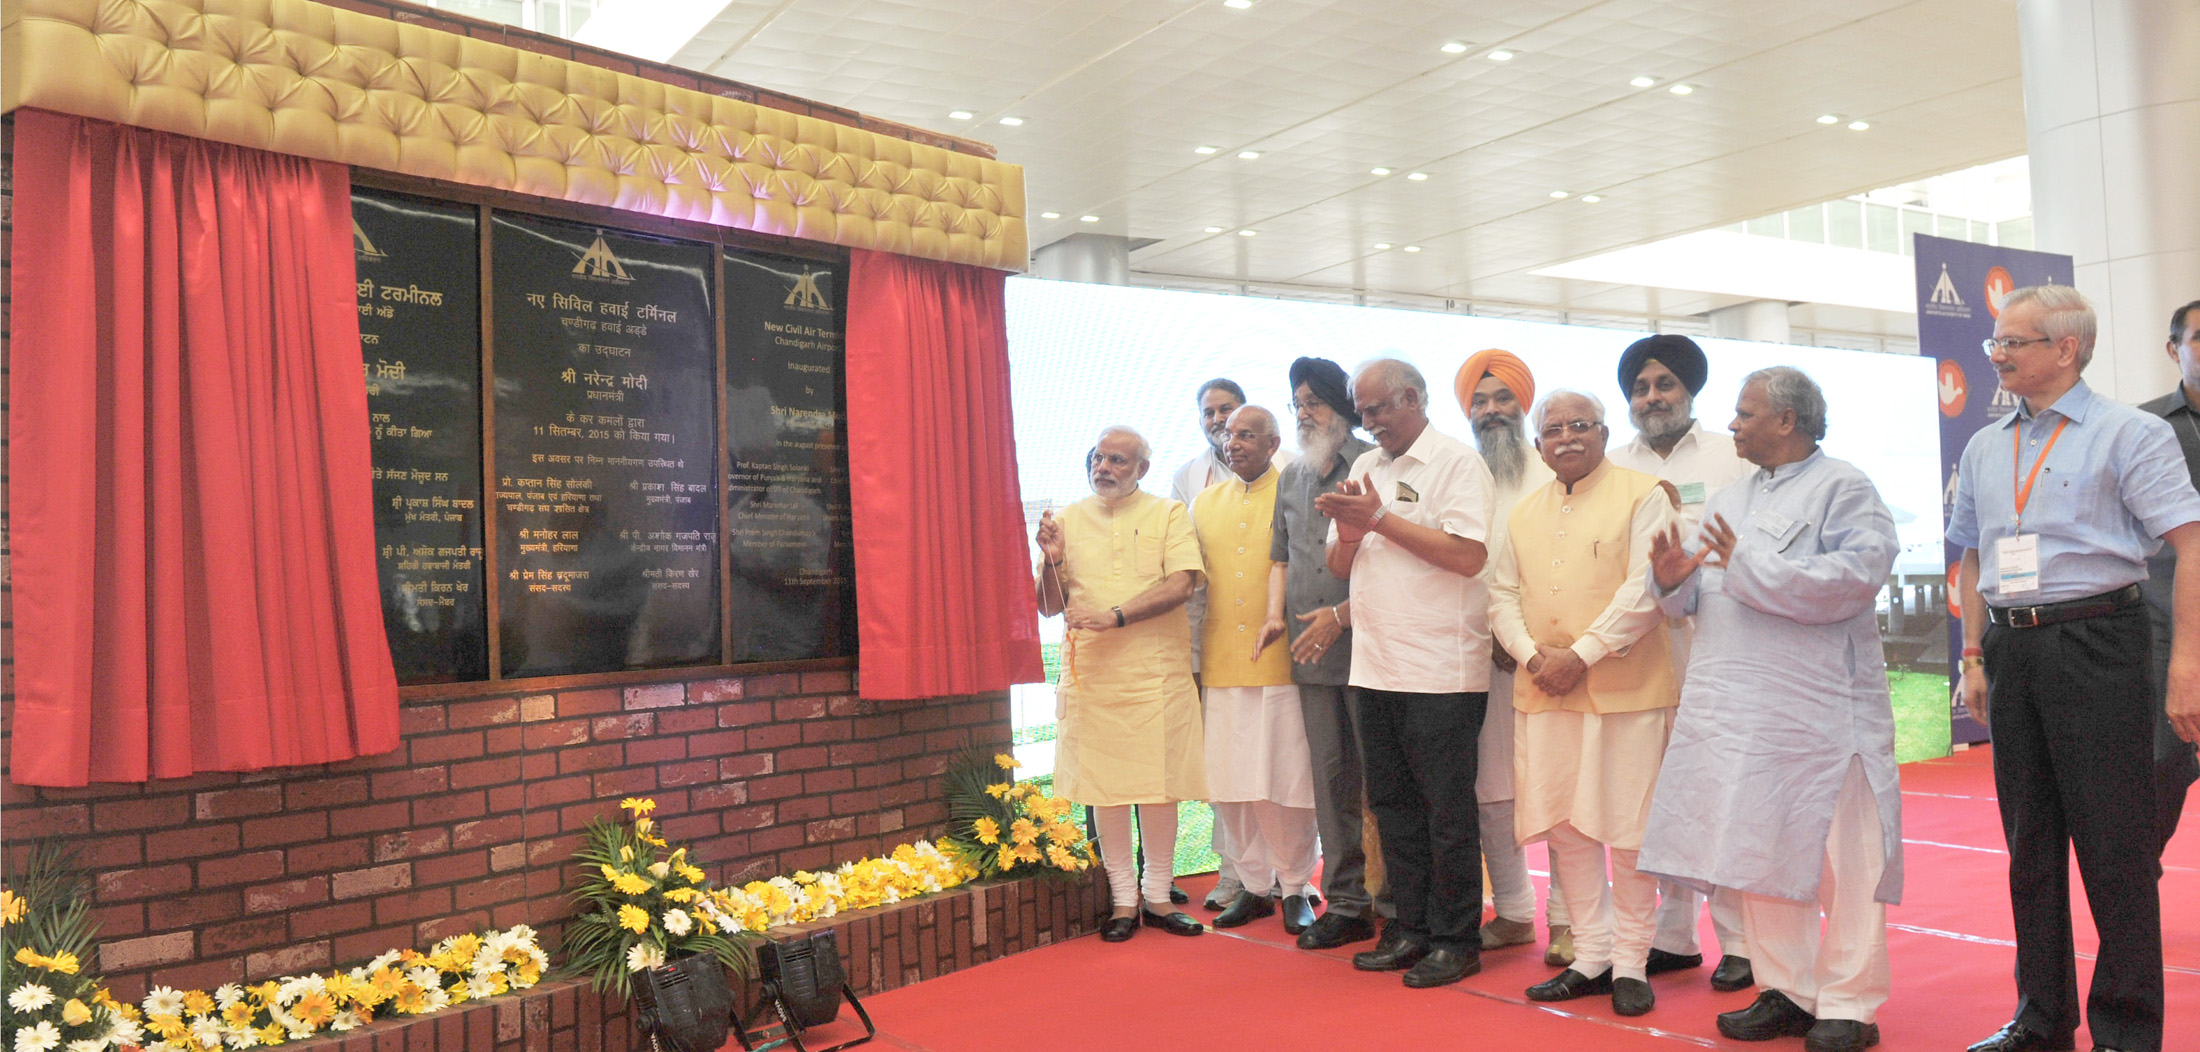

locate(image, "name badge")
[[1996, 533, 2041, 596], [1676, 481, 1706, 504], [1395, 481, 1420, 503], [1755, 510, 1794, 537]]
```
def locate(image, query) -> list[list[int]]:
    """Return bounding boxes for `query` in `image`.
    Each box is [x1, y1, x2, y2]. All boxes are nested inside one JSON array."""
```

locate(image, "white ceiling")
[[648, 0, 2028, 318]]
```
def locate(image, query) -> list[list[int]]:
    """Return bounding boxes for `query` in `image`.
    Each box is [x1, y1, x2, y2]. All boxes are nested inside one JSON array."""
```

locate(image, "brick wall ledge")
[[258, 872, 1107, 1052]]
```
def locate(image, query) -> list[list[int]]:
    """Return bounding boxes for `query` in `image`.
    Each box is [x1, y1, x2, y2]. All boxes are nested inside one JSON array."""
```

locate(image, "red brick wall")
[[2, 670, 1011, 1002], [0, 115, 1013, 1016]]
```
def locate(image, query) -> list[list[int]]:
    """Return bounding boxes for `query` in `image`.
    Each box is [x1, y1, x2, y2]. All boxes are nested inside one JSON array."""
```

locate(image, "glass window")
[[1827, 200, 1864, 249], [1745, 214, 1785, 238], [1900, 208, 1935, 255], [1998, 216, 2034, 249], [1786, 205, 1825, 243], [1936, 214, 1968, 241], [1866, 203, 1899, 253]]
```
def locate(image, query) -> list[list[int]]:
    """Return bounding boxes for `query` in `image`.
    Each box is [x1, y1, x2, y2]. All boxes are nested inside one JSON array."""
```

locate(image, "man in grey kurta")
[[1260, 356, 1385, 950], [1639, 367, 1901, 1052]]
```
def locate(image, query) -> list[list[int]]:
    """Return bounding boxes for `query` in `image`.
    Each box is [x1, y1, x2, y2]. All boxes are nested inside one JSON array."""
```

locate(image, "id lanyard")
[[2012, 415, 2069, 530]]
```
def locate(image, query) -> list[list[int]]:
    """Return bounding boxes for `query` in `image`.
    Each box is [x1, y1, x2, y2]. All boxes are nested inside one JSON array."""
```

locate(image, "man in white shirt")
[[1606, 334, 1755, 993], [1317, 358, 1496, 989]]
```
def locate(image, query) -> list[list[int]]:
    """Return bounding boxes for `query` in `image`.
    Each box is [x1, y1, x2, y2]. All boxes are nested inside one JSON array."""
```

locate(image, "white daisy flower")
[[108, 1016, 145, 1046], [66, 1038, 106, 1052], [16, 1022, 64, 1052], [331, 1010, 363, 1032], [143, 986, 188, 1019], [188, 1017, 225, 1047], [9, 983, 57, 1012], [465, 975, 497, 1000], [625, 943, 665, 972], [364, 949, 403, 974], [212, 985, 244, 1009], [406, 966, 442, 991], [661, 909, 692, 937], [420, 986, 450, 1013], [506, 923, 538, 943], [222, 1024, 259, 1050]]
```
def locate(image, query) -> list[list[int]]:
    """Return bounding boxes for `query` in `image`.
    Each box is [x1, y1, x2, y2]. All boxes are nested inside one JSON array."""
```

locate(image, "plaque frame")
[[352, 169, 856, 699]]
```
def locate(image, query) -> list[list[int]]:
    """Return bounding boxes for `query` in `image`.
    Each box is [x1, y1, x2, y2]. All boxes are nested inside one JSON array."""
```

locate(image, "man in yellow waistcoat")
[[1195, 406, 1320, 934], [1036, 426, 1209, 943], [1489, 389, 1680, 1018]]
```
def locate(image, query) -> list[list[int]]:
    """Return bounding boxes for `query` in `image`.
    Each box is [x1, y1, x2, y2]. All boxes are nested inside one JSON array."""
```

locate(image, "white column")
[[1031, 233, 1131, 285], [2017, 0, 2200, 402], [1708, 300, 1792, 344]]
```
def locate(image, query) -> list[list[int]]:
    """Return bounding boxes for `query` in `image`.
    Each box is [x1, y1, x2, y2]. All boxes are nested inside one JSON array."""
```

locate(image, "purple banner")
[[1916, 233, 2074, 745]]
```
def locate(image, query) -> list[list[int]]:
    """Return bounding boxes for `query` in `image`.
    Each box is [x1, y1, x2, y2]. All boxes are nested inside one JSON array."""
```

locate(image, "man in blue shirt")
[[1949, 286, 2200, 1052]]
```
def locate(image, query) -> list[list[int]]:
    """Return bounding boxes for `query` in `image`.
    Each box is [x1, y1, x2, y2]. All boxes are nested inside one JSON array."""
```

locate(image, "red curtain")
[[845, 250, 1043, 699], [7, 111, 399, 786]]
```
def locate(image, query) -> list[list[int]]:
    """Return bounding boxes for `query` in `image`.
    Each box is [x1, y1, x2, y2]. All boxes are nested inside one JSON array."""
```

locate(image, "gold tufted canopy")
[[2, 0, 1029, 270]]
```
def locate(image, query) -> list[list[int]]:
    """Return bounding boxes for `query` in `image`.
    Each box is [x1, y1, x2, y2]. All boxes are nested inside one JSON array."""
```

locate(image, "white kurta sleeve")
[[1488, 525, 1533, 665], [1572, 488, 1679, 665], [1719, 473, 1897, 626]]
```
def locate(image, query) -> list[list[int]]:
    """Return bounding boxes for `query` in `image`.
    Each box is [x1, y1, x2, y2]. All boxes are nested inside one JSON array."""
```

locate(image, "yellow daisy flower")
[[618, 904, 651, 933], [611, 873, 652, 895], [984, 782, 1010, 799], [183, 990, 217, 1017], [1013, 842, 1042, 863], [994, 753, 1021, 770], [0, 888, 24, 924], [620, 797, 658, 815], [972, 816, 1000, 845], [1009, 818, 1039, 845]]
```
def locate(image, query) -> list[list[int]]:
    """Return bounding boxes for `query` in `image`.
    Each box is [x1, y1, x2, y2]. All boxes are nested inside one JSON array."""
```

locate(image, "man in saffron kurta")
[[1196, 406, 1319, 933], [1037, 426, 1208, 942], [1640, 367, 1901, 1052], [1489, 389, 1679, 1018]]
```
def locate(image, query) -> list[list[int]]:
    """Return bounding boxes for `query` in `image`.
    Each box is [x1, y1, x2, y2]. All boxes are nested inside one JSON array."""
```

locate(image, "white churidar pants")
[[1740, 758, 1891, 1023], [1094, 803, 1180, 908], [1549, 822, 1660, 981]]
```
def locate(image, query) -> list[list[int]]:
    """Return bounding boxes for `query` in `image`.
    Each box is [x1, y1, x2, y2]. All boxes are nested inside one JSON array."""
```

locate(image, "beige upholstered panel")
[[2, 0, 1028, 270]]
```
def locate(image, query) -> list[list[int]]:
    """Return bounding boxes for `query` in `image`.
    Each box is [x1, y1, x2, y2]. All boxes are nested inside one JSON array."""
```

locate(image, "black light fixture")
[[735, 930, 875, 1052]]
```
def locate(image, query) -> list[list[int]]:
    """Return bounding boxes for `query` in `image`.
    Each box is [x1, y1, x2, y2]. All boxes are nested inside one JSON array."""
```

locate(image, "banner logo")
[[1936, 360, 1968, 417], [1983, 266, 2014, 317], [354, 221, 387, 263], [1924, 263, 1971, 319], [783, 271, 831, 313], [573, 235, 633, 283]]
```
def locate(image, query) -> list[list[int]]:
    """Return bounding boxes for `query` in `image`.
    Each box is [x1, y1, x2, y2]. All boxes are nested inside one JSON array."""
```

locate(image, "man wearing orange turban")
[[1458, 349, 1535, 419], [1455, 351, 1572, 969]]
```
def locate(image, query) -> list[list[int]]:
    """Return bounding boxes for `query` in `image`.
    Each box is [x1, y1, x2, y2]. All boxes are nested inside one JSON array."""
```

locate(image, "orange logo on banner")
[[1947, 562, 1963, 617], [1937, 359, 1968, 417], [1984, 266, 2014, 317]]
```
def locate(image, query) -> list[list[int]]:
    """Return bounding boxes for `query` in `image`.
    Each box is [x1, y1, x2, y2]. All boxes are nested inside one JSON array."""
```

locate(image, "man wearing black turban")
[[1261, 356, 1387, 951], [1608, 333, 1757, 993]]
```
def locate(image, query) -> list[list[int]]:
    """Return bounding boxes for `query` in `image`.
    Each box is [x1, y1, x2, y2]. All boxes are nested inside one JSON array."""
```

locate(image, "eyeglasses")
[[1286, 398, 1326, 413], [1982, 335, 2053, 356], [1537, 419, 1604, 442]]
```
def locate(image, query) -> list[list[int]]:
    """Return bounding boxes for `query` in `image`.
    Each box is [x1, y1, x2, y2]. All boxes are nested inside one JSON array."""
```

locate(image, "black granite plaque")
[[353, 188, 488, 683], [722, 251, 854, 661], [491, 215, 721, 677]]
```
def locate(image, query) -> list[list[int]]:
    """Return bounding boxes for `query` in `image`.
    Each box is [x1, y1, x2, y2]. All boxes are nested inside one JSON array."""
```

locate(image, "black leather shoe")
[[1280, 894, 1315, 935], [1099, 915, 1137, 943], [1526, 967, 1614, 1002], [1805, 1019, 1880, 1052], [1711, 954, 1756, 992], [1296, 910, 1376, 950], [1212, 893, 1275, 929], [1644, 947, 1704, 974], [1169, 883, 1189, 905], [1351, 929, 1427, 971], [1612, 977, 1655, 1016], [1965, 1021, 2076, 1052], [1402, 948, 1480, 988], [1718, 990, 1817, 1041], [1140, 909, 1204, 936]]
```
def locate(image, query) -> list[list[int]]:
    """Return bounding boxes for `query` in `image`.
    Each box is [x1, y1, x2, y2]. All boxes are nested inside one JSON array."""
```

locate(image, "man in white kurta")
[[1036, 427, 1208, 942], [1490, 390, 1680, 1018], [1640, 368, 1901, 1052], [1195, 406, 1318, 933], [1172, 377, 1294, 910], [1607, 333, 1755, 990], [1455, 350, 1571, 962]]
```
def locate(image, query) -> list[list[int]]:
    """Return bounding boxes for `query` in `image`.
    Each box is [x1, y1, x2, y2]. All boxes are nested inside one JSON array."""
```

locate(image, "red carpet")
[[808, 747, 2200, 1052]]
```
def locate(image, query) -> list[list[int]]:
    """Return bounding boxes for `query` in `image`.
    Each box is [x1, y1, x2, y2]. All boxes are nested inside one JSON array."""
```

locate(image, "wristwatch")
[[1112, 606, 1125, 628]]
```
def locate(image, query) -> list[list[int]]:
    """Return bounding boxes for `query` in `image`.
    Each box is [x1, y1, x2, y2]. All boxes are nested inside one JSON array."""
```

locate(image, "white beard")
[[1476, 416, 1529, 488], [1299, 417, 1353, 472], [1630, 389, 1695, 444]]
